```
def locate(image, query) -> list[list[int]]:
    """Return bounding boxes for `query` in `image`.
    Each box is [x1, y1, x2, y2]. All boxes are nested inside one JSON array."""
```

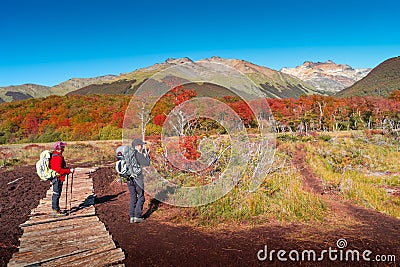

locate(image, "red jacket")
[[49, 151, 71, 182]]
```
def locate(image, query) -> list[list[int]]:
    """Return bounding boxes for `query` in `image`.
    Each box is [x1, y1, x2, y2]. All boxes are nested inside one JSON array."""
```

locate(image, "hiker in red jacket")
[[49, 141, 74, 217]]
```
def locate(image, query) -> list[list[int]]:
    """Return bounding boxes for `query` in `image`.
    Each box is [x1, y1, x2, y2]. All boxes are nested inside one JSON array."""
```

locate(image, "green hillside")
[[0, 76, 118, 102], [337, 56, 400, 97], [0, 84, 52, 102]]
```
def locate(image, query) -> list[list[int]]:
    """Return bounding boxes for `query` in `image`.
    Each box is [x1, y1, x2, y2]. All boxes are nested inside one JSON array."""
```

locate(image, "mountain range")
[[0, 76, 117, 103], [1, 56, 399, 102], [69, 56, 325, 99]]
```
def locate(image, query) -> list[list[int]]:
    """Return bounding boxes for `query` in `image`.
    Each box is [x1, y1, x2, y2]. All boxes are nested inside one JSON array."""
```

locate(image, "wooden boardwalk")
[[8, 167, 125, 267]]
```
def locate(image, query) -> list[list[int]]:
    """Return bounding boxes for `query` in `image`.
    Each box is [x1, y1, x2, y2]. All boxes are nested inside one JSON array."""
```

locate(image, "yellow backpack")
[[36, 150, 59, 181]]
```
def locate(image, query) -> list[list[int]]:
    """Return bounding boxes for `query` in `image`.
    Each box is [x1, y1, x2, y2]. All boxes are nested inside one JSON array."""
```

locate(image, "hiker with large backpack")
[[115, 139, 150, 223], [49, 141, 74, 217]]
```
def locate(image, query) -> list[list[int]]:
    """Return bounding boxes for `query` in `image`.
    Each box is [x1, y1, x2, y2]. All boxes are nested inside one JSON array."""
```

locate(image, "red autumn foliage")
[[153, 114, 167, 126], [179, 135, 201, 161], [111, 112, 125, 128]]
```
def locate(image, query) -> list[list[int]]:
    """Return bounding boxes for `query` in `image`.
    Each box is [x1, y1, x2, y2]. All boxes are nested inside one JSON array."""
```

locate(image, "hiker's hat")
[[132, 139, 146, 147], [53, 141, 67, 150]]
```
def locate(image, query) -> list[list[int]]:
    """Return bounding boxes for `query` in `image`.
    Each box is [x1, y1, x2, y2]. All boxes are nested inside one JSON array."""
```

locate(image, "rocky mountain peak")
[[165, 57, 193, 64], [281, 61, 371, 93]]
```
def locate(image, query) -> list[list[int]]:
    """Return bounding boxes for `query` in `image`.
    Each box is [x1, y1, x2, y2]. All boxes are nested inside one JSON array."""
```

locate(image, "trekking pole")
[[65, 174, 69, 214], [69, 171, 74, 215]]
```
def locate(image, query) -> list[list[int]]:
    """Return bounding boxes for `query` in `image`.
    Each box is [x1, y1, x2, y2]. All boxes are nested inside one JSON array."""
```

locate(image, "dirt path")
[[292, 144, 400, 259], [292, 144, 325, 195], [0, 166, 49, 267], [92, 165, 400, 267]]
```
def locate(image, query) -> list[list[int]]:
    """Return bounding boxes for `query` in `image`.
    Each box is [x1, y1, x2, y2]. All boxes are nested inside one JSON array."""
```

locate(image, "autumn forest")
[[0, 88, 399, 145]]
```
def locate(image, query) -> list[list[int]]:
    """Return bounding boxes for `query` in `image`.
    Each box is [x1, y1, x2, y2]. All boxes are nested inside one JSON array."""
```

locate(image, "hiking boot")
[[133, 217, 144, 223], [52, 210, 65, 218]]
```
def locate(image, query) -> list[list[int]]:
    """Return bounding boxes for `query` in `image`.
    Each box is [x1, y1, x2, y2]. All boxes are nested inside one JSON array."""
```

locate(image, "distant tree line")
[[0, 90, 399, 144], [267, 91, 400, 135]]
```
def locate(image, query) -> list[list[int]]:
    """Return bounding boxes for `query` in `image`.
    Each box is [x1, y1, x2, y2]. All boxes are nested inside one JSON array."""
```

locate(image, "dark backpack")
[[115, 146, 141, 181]]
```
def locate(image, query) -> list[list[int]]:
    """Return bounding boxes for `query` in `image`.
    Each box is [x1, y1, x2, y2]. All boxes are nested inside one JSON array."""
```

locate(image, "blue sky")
[[1, 0, 399, 86]]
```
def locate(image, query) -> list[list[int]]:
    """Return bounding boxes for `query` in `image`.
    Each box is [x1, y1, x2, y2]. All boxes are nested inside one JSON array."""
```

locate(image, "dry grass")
[[2, 132, 399, 226], [0, 140, 122, 168], [305, 135, 400, 218]]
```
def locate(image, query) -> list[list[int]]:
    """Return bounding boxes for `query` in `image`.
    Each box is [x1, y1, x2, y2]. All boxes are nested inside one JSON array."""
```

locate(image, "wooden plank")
[[33, 195, 93, 204], [39, 188, 93, 194], [22, 225, 102, 241], [20, 228, 113, 248], [40, 244, 117, 267], [30, 197, 95, 213], [7, 248, 92, 267], [21, 204, 96, 227], [12, 243, 113, 266], [22, 216, 99, 233], [25, 207, 96, 223], [20, 224, 109, 244], [20, 223, 106, 242], [20, 212, 96, 227], [19, 233, 113, 252], [16, 235, 113, 256], [60, 248, 125, 267], [21, 217, 100, 235], [37, 204, 94, 216], [14, 240, 115, 264], [11, 234, 116, 265], [29, 205, 92, 213], [8, 166, 124, 267]]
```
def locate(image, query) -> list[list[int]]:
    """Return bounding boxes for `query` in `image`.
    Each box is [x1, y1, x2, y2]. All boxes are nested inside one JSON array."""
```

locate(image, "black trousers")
[[51, 178, 63, 211], [127, 179, 145, 218]]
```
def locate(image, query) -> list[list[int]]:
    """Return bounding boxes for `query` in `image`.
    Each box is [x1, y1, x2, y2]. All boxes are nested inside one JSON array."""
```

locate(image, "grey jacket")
[[127, 147, 150, 187]]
